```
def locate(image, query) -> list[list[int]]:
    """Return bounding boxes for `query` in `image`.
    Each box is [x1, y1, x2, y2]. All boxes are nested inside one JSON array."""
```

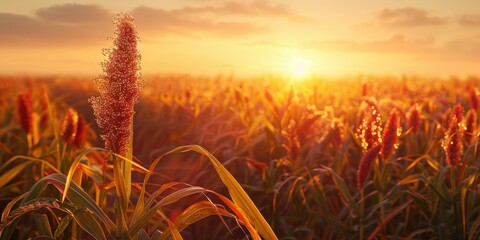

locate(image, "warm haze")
[[1, 0, 480, 77]]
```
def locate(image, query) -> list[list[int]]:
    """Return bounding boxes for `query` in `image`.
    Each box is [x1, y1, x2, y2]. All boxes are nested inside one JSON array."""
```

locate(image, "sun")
[[286, 57, 313, 80]]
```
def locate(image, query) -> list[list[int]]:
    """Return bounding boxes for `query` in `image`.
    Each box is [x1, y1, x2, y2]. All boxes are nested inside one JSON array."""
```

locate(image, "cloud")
[[442, 34, 480, 60], [0, 4, 113, 47], [308, 34, 480, 62], [130, 6, 267, 37], [308, 35, 434, 54], [375, 7, 447, 27], [177, 1, 293, 16], [1, 2, 290, 47], [458, 14, 480, 26], [0, 10, 111, 47], [35, 4, 111, 23]]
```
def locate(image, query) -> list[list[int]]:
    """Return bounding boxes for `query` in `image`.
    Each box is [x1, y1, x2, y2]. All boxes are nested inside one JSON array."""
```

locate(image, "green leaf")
[[72, 208, 107, 240], [133, 145, 276, 240], [62, 147, 106, 203], [0, 162, 32, 189], [168, 145, 276, 240], [54, 214, 73, 239], [25, 174, 116, 233], [160, 201, 236, 240], [130, 186, 208, 235], [34, 214, 53, 237]]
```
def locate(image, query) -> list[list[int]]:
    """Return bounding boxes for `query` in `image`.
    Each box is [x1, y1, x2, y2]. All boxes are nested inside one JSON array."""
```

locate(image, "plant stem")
[[360, 189, 364, 240]]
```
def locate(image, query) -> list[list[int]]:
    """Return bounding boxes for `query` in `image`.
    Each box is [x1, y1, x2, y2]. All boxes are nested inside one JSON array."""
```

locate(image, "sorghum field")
[[1, 14, 480, 240]]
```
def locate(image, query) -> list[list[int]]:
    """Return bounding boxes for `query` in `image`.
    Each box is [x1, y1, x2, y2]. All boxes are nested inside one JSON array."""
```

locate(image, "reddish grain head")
[[90, 13, 142, 154], [451, 104, 464, 123], [61, 108, 79, 145], [357, 98, 382, 151], [464, 109, 477, 145], [381, 109, 401, 160], [469, 88, 478, 110], [443, 105, 464, 166], [328, 119, 343, 147], [73, 115, 87, 147], [16, 93, 33, 134], [407, 104, 421, 134], [284, 120, 301, 161], [357, 144, 382, 190]]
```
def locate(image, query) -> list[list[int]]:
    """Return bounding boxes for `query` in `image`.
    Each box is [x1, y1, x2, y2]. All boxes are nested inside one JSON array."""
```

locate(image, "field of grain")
[[0, 72, 479, 239], [1, 12, 480, 240]]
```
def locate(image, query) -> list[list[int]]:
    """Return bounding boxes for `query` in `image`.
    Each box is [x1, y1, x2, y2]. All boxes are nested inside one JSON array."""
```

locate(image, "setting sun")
[[287, 57, 313, 79]]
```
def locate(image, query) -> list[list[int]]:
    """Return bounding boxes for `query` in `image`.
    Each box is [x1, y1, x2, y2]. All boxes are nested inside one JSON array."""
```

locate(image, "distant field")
[[0, 74, 479, 239]]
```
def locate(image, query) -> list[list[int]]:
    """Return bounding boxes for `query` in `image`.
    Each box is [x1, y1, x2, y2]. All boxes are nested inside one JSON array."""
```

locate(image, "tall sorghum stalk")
[[90, 13, 141, 237], [357, 144, 381, 240]]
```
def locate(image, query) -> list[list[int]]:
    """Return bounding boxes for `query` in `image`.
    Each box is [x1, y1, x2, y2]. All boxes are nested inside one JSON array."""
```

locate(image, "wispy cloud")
[[308, 35, 434, 53], [308, 33, 480, 61], [130, 6, 266, 37], [458, 14, 480, 26], [1, 1, 307, 47], [176, 1, 293, 16], [375, 7, 447, 27], [0, 5, 112, 47], [35, 3, 112, 23]]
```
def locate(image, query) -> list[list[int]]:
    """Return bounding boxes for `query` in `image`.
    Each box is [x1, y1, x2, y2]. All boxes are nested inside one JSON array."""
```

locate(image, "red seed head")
[[464, 109, 477, 145], [62, 108, 79, 145], [357, 98, 382, 151], [443, 105, 465, 166], [451, 104, 464, 123], [469, 88, 479, 110], [407, 104, 421, 134], [73, 115, 87, 147], [357, 144, 382, 190], [328, 119, 343, 147], [90, 13, 142, 154], [361, 82, 368, 97], [381, 109, 401, 160], [17, 93, 33, 134], [283, 120, 300, 160]]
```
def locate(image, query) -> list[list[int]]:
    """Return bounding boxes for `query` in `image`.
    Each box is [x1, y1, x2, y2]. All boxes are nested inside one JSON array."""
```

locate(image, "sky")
[[1, 0, 480, 77]]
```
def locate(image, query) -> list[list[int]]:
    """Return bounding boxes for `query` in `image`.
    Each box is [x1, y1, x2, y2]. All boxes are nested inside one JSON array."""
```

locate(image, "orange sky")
[[1, 0, 480, 77]]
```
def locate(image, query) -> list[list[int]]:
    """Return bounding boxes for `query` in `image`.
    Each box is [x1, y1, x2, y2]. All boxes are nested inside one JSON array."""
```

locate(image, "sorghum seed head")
[[469, 88, 479, 110], [464, 109, 477, 145], [357, 98, 382, 151], [443, 105, 465, 166], [90, 13, 142, 154], [357, 144, 382, 190], [61, 108, 79, 145], [16, 93, 33, 134], [381, 109, 401, 160], [407, 104, 421, 134], [73, 115, 87, 147]]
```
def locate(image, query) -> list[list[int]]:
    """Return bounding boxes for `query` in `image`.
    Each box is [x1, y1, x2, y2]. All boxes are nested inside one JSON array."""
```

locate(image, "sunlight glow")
[[286, 57, 313, 80]]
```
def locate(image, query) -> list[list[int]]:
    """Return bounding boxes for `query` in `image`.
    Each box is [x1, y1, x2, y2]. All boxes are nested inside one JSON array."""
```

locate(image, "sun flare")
[[286, 57, 313, 80]]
